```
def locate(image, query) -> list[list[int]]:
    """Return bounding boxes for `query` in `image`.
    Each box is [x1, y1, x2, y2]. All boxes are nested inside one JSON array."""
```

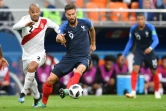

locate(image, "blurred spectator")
[[81, 60, 99, 96], [41, 0, 61, 25], [156, 0, 163, 8], [0, 0, 14, 26], [0, 67, 10, 95], [113, 53, 128, 75], [157, 0, 166, 21], [91, 54, 99, 67], [158, 55, 166, 94], [142, 0, 158, 21], [96, 55, 116, 94], [62, 0, 84, 21]]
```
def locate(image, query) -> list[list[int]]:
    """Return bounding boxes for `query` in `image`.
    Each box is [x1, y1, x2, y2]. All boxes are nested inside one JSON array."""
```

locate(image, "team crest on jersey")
[[145, 31, 149, 37], [81, 25, 86, 31]]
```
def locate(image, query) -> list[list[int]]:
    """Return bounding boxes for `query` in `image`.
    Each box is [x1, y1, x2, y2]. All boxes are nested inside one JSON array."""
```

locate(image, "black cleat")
[[59, 88, 66, 99], [33, 93, 42, 107]]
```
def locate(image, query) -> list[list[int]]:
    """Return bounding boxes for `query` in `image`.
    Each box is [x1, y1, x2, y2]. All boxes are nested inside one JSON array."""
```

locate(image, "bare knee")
[[28, 61, 38, 72], [46, 73, 59, 85], [133, 65, 140, 73], [75, 64, 86, 74]]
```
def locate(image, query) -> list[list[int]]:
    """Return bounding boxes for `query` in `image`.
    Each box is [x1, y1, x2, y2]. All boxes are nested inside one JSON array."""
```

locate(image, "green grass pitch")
[[0, 95, 166, 111]]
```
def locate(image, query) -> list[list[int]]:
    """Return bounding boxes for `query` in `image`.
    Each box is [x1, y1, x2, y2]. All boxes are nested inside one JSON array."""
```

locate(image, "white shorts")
[[22, 52, 46, 74]]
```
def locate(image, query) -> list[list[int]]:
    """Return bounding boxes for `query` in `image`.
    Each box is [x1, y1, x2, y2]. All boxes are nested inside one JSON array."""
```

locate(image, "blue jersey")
[[59, 18, 92, 57], [122, 22, 159, 57]]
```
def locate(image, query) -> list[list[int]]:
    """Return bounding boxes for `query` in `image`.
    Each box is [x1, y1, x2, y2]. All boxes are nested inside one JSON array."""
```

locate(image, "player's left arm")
[[46, 18, 60, 33], [86, 18, 96, 53], [144, 25, 159, 54]]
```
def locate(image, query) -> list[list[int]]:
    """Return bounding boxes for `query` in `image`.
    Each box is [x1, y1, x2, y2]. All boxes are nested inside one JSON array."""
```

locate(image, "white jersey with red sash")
[[13, 15, 59, 60]]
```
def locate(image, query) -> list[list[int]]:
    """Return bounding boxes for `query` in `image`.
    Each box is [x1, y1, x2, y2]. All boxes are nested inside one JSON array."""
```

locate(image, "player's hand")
[[0, 58, 8, 69], [144, 48, 152, 54], [25, 21, 35, 27], [56, 34, 66, 47], [90, 44, 96, 53]]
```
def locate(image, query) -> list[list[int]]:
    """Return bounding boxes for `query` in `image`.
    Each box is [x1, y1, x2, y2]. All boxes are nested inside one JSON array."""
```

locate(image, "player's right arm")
[[12, 16, 34, 30], [122, 26, 134, 57], [56, 22, 67, 46]]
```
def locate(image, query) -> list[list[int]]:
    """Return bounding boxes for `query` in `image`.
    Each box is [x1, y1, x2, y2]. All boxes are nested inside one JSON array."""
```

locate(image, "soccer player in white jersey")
[[12, 4, 59, 106]]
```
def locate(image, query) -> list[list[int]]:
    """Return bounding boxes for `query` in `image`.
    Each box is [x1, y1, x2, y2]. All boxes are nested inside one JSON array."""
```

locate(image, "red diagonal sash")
[[21, 19, 47, 45]]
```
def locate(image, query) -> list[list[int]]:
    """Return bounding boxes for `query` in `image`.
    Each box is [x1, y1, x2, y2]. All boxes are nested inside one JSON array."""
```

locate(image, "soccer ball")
[[68, 84, 83, 99]]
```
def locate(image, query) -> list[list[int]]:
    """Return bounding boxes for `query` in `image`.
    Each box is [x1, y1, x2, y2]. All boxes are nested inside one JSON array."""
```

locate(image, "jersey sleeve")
[[83, 18, 93, 29], [12, 16, 30, 30], [46, 18, 59, 33], [149, 24, 159, 50], [122, 27, 134, 57], [58, 21, 68, 34]]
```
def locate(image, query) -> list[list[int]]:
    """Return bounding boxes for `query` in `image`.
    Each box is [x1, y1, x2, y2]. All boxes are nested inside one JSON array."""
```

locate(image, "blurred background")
[[0, 0, 166, 96]]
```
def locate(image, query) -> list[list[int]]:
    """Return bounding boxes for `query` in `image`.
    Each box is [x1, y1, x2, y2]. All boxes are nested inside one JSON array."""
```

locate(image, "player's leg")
[[146, 52, 161, 98], [34, 72, 59, 108], [19, 54, 45, 103], [31, 54, 46, 106], [31, 79, 42, 106], [59, 64, 86, 98], [19, 61, 39, 103], [126, 52, 142, 98], [125, 65, 140, 98], [59, 58, 89, 98], [35, 59, 75, 107]]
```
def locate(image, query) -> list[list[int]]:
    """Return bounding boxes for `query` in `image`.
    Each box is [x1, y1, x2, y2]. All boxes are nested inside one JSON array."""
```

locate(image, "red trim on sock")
[[67, 72, 81, 89], [131, 71, 138, 91], [153, 73, 159, 92], [42, 82, 53, 105]]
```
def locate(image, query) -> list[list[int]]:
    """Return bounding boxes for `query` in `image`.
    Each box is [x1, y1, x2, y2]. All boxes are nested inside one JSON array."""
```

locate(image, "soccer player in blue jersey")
[[121, 13, 160, 99], [35, 4, 96, 107]]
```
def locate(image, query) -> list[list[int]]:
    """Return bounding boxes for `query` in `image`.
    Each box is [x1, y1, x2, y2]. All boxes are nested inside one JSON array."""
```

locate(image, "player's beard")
[[69, 18, 76, 25], [31, 16, 39, 22]]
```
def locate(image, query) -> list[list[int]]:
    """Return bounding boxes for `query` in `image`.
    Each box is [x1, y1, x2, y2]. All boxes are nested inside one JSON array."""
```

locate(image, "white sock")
[[159, 88, 163, 95], [96, 88, 102, 96], [30, 78, 40, 99], [131, 90, 136, 95], [21, 72, 35, 95], [83, 88, 88, 96]]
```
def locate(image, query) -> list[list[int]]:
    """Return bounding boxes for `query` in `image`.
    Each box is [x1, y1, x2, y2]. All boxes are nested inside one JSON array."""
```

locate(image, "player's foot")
[[18, 93, 25, 103], [32, 93, 42, 107], [155, 91, 161, 99], [33, 101, 46, 108], [59, 88, 68, 99], [125, 92, 136, 98]]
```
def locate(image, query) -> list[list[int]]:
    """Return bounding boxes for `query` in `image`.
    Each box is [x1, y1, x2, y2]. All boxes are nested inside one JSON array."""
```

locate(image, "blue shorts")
[[52, 56, 91, 78], [133, 50, 158, 70]]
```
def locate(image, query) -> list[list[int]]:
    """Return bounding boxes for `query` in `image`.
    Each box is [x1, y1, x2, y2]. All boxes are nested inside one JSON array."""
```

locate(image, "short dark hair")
[[136, 12, 145, 17], [104, 55, 116, 62], [64, 4, 76, 12], [117, 53, 122, 59]]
